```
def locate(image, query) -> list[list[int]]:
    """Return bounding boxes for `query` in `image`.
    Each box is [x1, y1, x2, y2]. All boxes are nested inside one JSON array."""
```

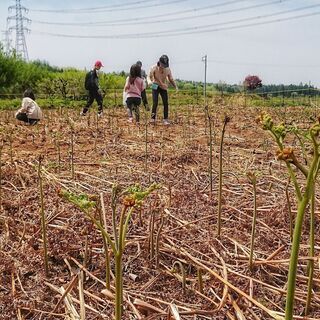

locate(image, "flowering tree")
[[244, 75, 262, 91]]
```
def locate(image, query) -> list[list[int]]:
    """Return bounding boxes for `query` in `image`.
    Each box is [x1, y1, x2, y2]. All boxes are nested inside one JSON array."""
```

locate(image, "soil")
[[0, 104, 319, 320]]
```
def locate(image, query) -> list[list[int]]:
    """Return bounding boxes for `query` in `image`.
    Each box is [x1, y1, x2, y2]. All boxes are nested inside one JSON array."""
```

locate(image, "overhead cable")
[[31, 7, 320, 39], [31, 0, 250, 24], [32, 0, 288, 27], [134, 3, 320, 36], [30, 0, 189, 13]]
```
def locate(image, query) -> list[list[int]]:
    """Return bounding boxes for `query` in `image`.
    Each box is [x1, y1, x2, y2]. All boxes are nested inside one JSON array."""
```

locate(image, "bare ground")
[[0, 102, 319, 320]]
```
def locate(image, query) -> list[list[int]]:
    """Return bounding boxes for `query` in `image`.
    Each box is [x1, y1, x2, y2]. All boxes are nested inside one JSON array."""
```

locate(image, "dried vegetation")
[[0, 102, 319, 319]]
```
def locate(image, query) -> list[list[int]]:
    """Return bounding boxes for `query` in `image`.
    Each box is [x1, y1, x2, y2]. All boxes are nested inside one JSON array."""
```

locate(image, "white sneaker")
[[128, 117, 133, 123], [163, 119, 170, 125], [98, 111, 103, 118], [80, 111, 86, 116]]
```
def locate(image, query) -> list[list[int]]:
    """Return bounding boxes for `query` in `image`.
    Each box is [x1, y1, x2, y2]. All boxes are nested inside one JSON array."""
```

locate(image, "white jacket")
[[16, 97, 43, 120]]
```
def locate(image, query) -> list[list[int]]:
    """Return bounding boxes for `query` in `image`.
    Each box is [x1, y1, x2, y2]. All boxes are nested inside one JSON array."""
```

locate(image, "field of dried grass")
[[0, 103, 319, 320]]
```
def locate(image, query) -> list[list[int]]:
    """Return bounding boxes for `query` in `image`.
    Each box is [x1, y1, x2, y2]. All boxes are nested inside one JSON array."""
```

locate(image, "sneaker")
[[128, 117, 133, 123], [150, 119, 156, 124], [80, 111, 87, 116], [98, 111, 103, 118], [163, 119, 170, 125]]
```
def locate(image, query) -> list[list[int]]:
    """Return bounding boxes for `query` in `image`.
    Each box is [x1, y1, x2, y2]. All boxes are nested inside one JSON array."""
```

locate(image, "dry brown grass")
[[0, 103, 319, 319]]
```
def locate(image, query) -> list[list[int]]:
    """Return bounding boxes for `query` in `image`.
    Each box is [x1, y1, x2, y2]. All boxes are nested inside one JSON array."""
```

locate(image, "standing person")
[[148, 54, 178, 125], [15, 88, 42, 125], [136, 60, 149, 110], [124, 64, 144, 123], [81, 60, 104, 117]]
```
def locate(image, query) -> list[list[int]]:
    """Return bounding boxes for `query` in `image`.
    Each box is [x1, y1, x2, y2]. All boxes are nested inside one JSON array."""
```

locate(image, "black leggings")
[[126, 97, 141, 122], [16, 113, 39, 125], [83, 90, 103, 113], [151, 87, 168, 120], [141, 89, 148, 107]]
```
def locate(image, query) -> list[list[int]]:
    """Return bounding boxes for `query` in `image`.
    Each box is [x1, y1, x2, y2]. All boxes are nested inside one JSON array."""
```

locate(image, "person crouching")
[[15, 89, 43, 125]]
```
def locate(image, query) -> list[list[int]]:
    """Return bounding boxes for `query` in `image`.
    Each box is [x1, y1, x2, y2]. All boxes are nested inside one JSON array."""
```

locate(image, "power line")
[[30, 0, 157, 12], [31, 0, 250, 26], [174, 59, 320, 69], [32, 0, 288, 27], [158, 10, 320, 38], [208, 59, 320, 69], [31, 6, 320, 39], [29, 0, 189, 14], [136, 3, 320, 37]]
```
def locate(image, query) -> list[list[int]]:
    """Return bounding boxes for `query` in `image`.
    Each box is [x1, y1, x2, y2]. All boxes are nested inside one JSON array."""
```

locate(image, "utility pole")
[[7, 0, 31, 60], [202, 55, 208, 106]]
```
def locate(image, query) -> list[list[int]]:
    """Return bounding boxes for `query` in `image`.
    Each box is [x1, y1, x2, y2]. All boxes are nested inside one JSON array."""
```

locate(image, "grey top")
[[141, 69, 147, 79]]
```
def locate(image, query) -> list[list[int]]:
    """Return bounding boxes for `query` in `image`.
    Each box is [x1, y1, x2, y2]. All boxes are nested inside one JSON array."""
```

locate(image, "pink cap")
[[94, 60, 104, 67]]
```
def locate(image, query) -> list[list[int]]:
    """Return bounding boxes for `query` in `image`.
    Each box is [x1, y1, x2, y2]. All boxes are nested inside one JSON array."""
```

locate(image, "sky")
[[1, 0, 320, 86]]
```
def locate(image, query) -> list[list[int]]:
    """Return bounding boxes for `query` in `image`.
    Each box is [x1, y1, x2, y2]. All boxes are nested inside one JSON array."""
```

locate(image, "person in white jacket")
[[15, 89, 43, 125]]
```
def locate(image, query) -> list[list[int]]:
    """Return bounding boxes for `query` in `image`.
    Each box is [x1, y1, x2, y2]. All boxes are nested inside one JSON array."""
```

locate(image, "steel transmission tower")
[[1, 28, 12, 54], [7, 0, 31, 60]]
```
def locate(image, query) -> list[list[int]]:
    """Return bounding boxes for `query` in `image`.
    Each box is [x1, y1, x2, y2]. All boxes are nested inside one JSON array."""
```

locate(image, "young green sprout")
[[60, 183, 159, 320], [259, 113, 320, 320]]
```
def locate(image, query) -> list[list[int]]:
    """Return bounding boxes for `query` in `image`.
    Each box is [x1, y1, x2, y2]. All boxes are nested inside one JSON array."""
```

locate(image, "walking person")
[[15, 88, 42, 125], [124, 64, 144, 123], [148, 54, 178, 125], [136, 60, 149, 110], [81, 60, 104, 117]]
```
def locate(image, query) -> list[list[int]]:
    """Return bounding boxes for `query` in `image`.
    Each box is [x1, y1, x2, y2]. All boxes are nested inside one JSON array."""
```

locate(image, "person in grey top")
[[136, 61, 149, 110]]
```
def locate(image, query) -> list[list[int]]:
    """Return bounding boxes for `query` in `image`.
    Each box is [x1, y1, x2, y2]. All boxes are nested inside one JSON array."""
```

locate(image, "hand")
[[175, 87, 179, 92], [161, 84, 168, 90]]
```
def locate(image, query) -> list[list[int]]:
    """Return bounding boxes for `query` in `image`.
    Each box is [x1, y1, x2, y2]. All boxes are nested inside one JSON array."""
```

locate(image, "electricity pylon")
[[7, 0, 31, 60]]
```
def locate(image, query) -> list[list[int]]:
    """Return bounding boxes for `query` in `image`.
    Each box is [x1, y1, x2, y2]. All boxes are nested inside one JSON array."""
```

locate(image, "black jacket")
[[86, 69, 100, 91]]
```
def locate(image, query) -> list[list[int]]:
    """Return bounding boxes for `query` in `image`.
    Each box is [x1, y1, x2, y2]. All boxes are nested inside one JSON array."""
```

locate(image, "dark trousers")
[[16, 113, 39, 125], [126, 97, 141, 122], [141, 89, 148, 107], [83, 90, 103, 113], [151, 87, 168, 120]]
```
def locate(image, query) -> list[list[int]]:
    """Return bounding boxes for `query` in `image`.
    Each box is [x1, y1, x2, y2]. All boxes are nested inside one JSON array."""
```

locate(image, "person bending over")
[[148, 54, 178, 125], [15, 88, 42, 125]]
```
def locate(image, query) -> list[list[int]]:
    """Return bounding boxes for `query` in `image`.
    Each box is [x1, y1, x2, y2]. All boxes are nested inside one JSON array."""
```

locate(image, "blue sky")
[[1, 0, 320, 86]]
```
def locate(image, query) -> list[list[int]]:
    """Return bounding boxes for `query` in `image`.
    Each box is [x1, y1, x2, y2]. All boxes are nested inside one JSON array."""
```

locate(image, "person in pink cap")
[[81, 60, 104, 117]]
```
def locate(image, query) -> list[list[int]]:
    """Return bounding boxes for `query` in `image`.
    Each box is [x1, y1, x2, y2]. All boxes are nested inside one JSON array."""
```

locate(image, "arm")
[[124, 77, 130, 92], [18, 98, 29, 113], [92, 71, 100, 91], [148, 66, 155, 83], [167, 69, 177, 89], [139, 78, 145, 92]]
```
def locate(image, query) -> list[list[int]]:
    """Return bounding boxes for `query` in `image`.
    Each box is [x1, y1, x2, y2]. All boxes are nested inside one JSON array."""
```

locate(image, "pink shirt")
[[124, 76, 144, 98]]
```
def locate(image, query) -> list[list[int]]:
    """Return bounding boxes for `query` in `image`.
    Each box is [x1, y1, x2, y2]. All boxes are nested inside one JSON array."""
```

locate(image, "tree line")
[[0, 47, 318, 100]]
